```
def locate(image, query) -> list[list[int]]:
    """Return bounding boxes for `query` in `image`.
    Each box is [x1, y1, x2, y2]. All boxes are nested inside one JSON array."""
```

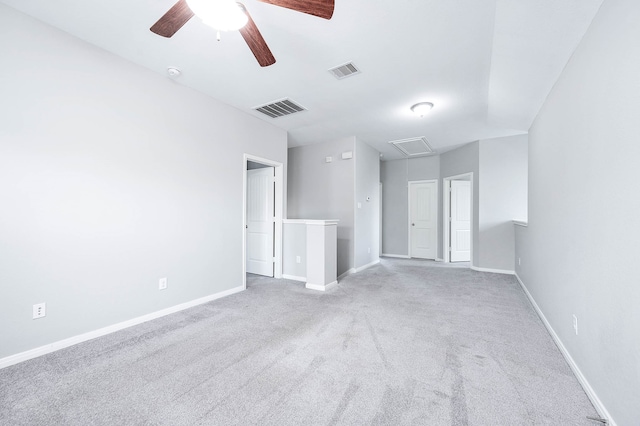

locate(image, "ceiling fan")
[[150, 0, 335, 67]]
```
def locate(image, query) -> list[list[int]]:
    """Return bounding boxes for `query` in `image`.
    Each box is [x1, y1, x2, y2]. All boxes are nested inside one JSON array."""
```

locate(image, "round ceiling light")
[[411, 102, 434, 117]]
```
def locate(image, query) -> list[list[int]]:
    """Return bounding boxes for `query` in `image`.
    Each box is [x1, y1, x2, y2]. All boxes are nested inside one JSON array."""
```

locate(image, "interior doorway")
[[243, 154, 283, 290], [443, 173, 473, 263], [408, 180, 438, 259]]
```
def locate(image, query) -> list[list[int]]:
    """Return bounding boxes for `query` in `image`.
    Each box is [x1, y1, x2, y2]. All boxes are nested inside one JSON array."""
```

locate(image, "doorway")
[[443, 173, 473, 263], [408, 180, 438, 259], [242, 154, 283, 290]]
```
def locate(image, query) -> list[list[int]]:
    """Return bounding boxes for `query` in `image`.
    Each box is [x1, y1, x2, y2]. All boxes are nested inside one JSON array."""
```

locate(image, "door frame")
[[443, 172, 473, 263], [243, 154, 284, 290], [407, 179, 439, 259]]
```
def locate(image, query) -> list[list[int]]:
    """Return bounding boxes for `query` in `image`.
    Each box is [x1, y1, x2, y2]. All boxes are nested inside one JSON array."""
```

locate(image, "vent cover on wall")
[[388, 137, 434, 157], [328, 62, 360, 79], [253, 98, 306, 118]]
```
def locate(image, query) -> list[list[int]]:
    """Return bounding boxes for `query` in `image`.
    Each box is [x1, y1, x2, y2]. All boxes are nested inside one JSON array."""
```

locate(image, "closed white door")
[[450, 180, 471, 262], [409, 181, 437, 259], [246, 167, 275, 276]]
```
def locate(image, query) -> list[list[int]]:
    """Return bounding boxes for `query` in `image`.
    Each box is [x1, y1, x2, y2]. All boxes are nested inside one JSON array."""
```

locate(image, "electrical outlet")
[[573, 314, 578, 335], [296, 256, 301, 264], [368, 247, 371, 253], [33, 303, 46, 319], [159, 277, 168, 290], [518, 257, 521, 266]]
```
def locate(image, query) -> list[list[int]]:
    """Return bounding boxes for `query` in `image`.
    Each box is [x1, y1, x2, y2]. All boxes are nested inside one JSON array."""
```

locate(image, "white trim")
[[355, 259, 380, 273], [408, 179, 439, 260], [282, 219, 339, 226], [338, 268, 356, 280], [435, 258, 443, 262], [470, 266, 514, 275], [443, 173, 474, 264], [0, 286, 244, 370], [243, 154, 284, 285], [512, 220, 528, 227], [515, 274, 616, 426], [305, 280, 338, 292], [282, 274, 306, 282], [381, 253, 411, 259]]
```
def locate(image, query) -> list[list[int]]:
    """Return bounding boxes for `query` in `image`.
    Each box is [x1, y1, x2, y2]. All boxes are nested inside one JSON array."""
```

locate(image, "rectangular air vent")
[[329, 62, 360, 79], [253, 98, 306, 118], [388, 137, 434, 157]]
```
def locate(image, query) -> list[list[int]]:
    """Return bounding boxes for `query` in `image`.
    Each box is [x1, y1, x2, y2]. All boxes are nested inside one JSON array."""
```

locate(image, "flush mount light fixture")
[[167, 67, 181, 77], [410, 102, 434, 117], [186, 0, 248, 32]]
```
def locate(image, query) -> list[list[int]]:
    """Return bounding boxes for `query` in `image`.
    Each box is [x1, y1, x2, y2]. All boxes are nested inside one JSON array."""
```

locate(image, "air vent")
[[329, 62, 360, 79], [388, 137, 434, 157], [253, 98, 306, 118]]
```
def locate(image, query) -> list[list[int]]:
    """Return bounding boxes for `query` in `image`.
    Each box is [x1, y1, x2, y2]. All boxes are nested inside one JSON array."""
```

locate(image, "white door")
[[409, 181, 437, 259], [450, 180, 471, 262], [246, 167, 275, 276]]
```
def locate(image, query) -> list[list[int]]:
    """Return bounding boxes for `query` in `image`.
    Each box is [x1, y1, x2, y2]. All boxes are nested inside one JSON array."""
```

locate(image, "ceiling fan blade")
[[150, 0, 195, 38], [238, 5, 276, 67], [257, 0, 334, 20]]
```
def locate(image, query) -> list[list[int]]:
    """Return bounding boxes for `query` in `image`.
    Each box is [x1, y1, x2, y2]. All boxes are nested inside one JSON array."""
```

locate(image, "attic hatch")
[[253, 98, 306, 118], [328, 62, 360, 79], [388, 137, 434, 157]]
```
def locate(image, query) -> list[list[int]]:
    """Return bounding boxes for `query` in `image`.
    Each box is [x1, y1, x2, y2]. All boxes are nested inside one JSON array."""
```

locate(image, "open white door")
[[450, 180, 471, 262], [409, 180, 437, 259], [246, 167, 275, 276]]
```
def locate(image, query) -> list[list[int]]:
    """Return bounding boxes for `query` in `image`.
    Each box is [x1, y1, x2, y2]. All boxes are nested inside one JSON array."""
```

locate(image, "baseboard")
[[515, 273, 616, 426], [435, 258, 443, 262], [0, 285, 245, 370], [305, 280, 338, 292], [355, 259, 380, 273], [282, 274, 306, 282], [381, 253, 410, 259], [338, 268, 356, 280], [470, 265, 515, 275]]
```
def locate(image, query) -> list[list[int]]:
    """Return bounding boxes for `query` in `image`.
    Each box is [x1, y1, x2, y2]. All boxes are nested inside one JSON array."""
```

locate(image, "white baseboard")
[[381, 253, 410, 259], [435, 258, 443, 262], [471, 265, 515, 275], [282, 274, 306, 282], [355, 259, 380, 273], [0, 285, 245, 370], [515, 274, 616, 426], [338, 268, 356, 280], [305, 280, 338, 292]]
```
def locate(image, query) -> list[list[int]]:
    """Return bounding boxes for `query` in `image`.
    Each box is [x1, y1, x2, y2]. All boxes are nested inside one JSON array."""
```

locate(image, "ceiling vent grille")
[[253, 98, 306, 118], [329, 62, 360, 79], [388, 137, 434, 157]]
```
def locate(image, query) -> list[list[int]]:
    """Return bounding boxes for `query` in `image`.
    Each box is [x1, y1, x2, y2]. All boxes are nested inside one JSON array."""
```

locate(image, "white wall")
[[516, 0, 640, 423], [0, 5, 287, 360], [479, 135, 528, 272], [354, 139, 380, 269], [287, 137, 355, 276]]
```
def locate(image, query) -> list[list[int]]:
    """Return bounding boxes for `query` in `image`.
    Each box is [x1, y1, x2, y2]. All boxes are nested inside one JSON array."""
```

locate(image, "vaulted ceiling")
[[1, 0, 604, 160]]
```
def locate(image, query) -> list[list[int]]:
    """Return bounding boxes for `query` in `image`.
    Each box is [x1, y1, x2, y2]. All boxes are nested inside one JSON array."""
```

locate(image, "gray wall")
[[478, 135, 528, 272], [282, 223, 306, 279], [440, 142, 480, 266], [354, 139, 381, 269], [287, 137, 355, 276], [516, 0, 640, 423], [0, 5, 287, 359], [380, 156, 439, 256]]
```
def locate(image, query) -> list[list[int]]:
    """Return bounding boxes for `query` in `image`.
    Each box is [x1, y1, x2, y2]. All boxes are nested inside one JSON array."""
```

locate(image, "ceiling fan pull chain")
[[217, 30, 221, 41]]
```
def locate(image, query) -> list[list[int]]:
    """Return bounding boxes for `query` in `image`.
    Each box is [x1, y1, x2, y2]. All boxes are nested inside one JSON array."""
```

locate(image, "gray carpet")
[[0, 258, 599, 425]]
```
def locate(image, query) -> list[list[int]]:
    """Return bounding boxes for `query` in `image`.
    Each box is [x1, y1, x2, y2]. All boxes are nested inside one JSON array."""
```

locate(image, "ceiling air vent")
[[388, 137, 434, 157], [329, 62, 360, 79], [253, 98, 306, 118]]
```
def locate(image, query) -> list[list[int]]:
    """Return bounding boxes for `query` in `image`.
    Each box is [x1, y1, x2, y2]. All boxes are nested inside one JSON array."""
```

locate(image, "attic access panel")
[[388, 137, 434, 157]]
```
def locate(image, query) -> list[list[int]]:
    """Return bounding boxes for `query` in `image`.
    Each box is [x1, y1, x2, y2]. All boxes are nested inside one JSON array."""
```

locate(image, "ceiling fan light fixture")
[[186, 0, 248, 31], [411, 102, 434, 117]]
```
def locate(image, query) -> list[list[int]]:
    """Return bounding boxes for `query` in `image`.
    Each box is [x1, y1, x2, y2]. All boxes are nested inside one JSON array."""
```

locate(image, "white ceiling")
[[1, 0, 604, 160]]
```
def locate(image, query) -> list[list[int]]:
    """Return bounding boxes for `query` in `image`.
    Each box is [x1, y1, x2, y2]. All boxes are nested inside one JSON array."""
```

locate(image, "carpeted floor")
[[0, 258, 599, 425]]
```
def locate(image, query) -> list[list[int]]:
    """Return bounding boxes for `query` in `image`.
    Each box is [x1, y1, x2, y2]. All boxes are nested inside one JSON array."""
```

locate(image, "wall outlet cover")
[[33, 303, 46, 319], [159, 277, 168, 290]]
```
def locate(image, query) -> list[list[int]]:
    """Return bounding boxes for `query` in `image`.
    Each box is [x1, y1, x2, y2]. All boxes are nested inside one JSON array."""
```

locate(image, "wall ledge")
[[512, 220, 528, 227]]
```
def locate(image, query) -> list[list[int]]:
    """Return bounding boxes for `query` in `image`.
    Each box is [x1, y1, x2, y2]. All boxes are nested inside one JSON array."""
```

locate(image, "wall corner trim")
[[0, 285, 245, 370], [515, 273, 616, 426], [305, 281, 338, 292]]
